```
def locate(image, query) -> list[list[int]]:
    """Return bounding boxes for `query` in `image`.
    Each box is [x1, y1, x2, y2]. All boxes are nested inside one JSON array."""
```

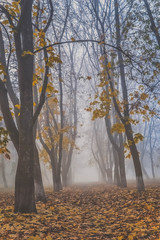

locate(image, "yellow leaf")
[[111, 122, 125, 134], [134, 133, 144, 144], [2, 20, 9, 25], [140, 93, 148, 101], [43, 20, 47, 24], [33, 11, 38, 17], [144, 105, 149, 110], [21, 51, 34, 57], [107, 62, 111, 68], [118, 237, 124, 240], [15, 104, 21, 110]]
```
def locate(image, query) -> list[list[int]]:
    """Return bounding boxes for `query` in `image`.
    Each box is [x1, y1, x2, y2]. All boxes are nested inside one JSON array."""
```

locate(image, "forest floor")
[[0, 182, 160, 239]]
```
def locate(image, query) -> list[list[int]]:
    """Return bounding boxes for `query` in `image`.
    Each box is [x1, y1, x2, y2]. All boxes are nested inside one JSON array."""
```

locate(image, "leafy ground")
[[0, 183, 160, 239]]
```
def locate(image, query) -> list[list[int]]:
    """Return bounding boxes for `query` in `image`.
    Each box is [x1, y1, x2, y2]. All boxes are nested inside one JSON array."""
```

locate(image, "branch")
[[43, 0, 53, 33], [0, 4, 15, 29], [0, 82, 19, 152], [33, 49, 49, 125], [33, 39, 140, 65], [37, 122, 50, 155]]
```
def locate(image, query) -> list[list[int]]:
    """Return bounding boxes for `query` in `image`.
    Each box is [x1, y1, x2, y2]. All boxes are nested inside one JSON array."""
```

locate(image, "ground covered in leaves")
[[0, 183, 160, 239]]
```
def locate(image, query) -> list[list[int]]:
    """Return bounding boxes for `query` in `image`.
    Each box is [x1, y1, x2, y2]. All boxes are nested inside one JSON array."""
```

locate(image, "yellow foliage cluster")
[[133, 133, 144, 144], [111, 122, 125, 134], [3, 1, 20, 19]]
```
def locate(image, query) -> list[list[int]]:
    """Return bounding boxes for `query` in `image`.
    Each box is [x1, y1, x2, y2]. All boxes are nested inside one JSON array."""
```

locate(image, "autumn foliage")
[[0, 184, 160, 239]]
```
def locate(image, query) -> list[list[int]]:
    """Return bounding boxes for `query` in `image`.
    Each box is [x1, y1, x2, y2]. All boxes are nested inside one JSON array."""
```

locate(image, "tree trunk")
[[14, 0, 36, 213], [57, 46, 63, 191], [113, 149, 121, 186], [1, 155, 8, 188], [50, 154, 62, 192], [118, 134, 127, 187], [33, 84, 46, 202], [34, 144, 46, 202], [124, 123, 145, 191], [105, 116, 127, 187], [52, 164, 62, 192], [54, 173, 62, 192], [114, 0, 144, 191], [149, 131, 155, 179], [15, 122, 36, 212]]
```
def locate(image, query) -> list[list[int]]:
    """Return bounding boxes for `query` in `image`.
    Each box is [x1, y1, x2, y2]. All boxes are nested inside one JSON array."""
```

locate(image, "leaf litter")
[[0, 183, 160, 239]]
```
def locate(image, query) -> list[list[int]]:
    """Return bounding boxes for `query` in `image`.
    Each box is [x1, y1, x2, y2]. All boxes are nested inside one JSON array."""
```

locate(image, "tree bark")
[[33, 81, 46, 202], [118, 133, 127, 187], [34, 143, 46, 202], [114, 0, 144, 191], [51, 154, 62, 192], [14, 0, 36, 213]]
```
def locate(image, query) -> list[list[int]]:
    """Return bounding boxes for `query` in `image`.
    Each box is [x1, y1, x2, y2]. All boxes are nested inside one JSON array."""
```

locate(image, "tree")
[[113, 0, 144, 191], [0, 15, 46, 204], [0, 0, 53, 213]]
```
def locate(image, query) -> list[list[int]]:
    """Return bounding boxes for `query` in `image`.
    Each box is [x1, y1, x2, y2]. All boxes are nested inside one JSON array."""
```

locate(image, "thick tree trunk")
[[15, 131, 36, 212], [54, 173, 62, 192], [15, 55, 36, 212], [50, 154, 62, 192], [52, 166, 62, 192], [14, 0, 36, 213]]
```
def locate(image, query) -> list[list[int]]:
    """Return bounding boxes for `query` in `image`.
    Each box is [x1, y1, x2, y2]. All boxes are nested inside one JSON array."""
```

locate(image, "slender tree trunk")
[[149, 131, 155, 179], [113, 148, 121, 186], [57, 46, 63, 191], [34, 143, 46, 202], [114, 0, 144, 191], [105, 116, 127, 187], [118, 134, 127, 187], [1, 155, 8, 188], [124, 124, 144, 191], [50, 153, 62, 192], [33, 79, 46, 202], [107, 143, 113, 183]]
